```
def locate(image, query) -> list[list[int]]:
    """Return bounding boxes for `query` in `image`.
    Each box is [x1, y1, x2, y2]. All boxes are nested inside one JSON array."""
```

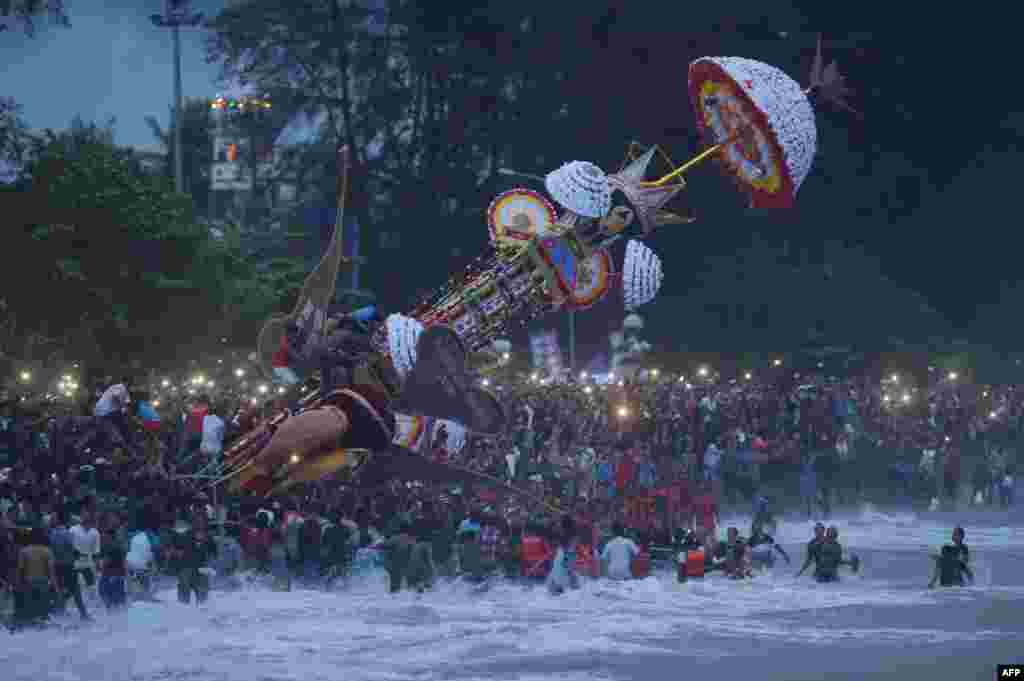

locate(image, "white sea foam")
[[2, 511, 1022, 681]]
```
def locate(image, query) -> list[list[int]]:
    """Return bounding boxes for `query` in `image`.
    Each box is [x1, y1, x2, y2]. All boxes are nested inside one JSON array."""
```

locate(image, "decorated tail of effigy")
[[231, 44, 853, 497]]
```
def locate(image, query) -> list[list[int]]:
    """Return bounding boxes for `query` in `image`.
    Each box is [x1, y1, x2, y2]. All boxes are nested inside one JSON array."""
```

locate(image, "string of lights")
[[210, 95, 272, 112]]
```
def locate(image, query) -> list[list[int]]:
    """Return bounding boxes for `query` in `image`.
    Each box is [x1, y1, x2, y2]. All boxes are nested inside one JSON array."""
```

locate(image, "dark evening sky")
[[3, 3, 1019, 342]]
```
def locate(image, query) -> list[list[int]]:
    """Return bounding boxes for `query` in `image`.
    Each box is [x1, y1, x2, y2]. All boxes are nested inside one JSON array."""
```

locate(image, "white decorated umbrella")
[[544, 161, 612, 218], [622, 240, 663, 308], [634, 43, 851, 211]]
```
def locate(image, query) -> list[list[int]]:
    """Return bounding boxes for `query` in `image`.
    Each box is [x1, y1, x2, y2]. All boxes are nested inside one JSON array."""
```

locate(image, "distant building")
[[209, 100, 298, 222]]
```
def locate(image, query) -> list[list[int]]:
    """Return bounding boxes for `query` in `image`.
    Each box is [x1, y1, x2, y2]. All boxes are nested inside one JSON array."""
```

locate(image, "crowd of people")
[[446, 367, 1018, 519], [0, 359, 1016, 629]]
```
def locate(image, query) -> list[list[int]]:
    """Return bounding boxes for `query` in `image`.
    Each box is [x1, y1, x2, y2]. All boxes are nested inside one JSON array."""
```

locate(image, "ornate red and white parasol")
[[688, 56, 817, 209]]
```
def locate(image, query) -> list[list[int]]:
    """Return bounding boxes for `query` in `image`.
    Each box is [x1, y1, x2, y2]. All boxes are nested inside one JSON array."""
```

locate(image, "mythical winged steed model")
[[213, 44, 853, 498]]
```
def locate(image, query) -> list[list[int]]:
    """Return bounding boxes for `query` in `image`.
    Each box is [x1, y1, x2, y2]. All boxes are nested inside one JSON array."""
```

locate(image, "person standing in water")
[[748, 522, 790, 569], [49, 512, 91, 621], [929, 526, 973, 588], [796, 523, 826, 577], [600, 523, 639, 581], [814, 526, 844, 582], [802, 526, 858, 582], [692, 481, 719, 542], [709, 527, 751, 579], [382, 521, 415, 593], [13, 527, 58, 628], [751, 495, 776, 536], [548, 515, 580, 595]]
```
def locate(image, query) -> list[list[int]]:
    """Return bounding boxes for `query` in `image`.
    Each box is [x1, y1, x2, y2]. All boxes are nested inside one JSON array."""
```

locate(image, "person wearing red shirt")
[[238, 510, 274, 571], [615, 445, 635, 498], [669, 477, 687, 532], [693, 481, 719, 541]]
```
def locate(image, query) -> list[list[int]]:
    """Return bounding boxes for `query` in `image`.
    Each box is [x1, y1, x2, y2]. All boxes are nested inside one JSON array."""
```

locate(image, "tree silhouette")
[[3, 117, 297, 365], [145, 97, 214, 214]]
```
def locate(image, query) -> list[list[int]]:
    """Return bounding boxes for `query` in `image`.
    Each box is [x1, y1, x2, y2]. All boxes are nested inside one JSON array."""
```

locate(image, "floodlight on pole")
[[150, 0, 204, 195]]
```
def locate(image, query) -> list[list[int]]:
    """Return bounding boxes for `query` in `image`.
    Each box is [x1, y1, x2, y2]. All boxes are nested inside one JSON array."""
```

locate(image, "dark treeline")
[[2, 1, 1022, 370]]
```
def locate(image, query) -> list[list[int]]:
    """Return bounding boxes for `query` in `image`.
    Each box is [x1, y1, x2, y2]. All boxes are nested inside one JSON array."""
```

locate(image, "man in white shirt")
[[197, 405, 226, 475], [94, 383, 129, 418], [91, 380, 134, 454], [70, 513, 101, 595], [127, 527, 158, 600], [50, 511, 92, 620], [600, 524, 639, 580], [127, 529, 154, 572]]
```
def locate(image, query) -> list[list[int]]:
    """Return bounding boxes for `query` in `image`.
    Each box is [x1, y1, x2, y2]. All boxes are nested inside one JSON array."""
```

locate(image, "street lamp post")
[[568, 311, 576, 375], [150, 0, 204, 195]]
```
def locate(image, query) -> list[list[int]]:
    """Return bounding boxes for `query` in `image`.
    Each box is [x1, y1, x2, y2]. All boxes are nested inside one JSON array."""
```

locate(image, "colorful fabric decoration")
[[487, 189, 558, 250], [137, 401, 161, 432], [392, 412, 432, 451], [529, 236, 579, 300], [689, 57, 817, 209], [349, 305, 377, 322], [391, 410, 465, 454], [544, 161, 612, 218], [622, 240, 663, 308]]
